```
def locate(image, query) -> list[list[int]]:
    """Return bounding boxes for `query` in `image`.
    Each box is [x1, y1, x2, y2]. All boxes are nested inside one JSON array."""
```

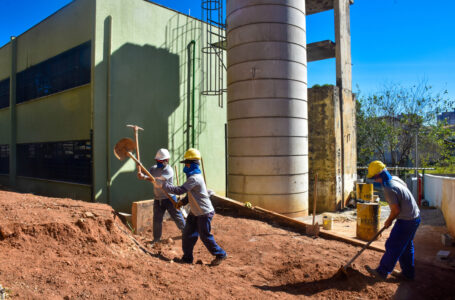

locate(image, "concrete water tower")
[[224, 0, 356, 216], [226, 0, 308, 217]]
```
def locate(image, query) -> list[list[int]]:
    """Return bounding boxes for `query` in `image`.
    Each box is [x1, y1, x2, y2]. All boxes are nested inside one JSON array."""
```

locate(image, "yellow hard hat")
[[367, 160, 386, 178], [182, 148, 201, 161]]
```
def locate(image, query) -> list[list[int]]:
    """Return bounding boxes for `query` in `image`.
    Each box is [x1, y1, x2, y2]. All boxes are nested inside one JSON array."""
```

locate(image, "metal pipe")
[[105, 16, 112, 204], [191, 40, 196, 148], [186, 40, 196, 149], [9, 36, 17, 187]]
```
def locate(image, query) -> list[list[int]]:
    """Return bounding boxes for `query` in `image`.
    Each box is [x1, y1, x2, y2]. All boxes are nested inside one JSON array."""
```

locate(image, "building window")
[[16, 41, 91, 104], [0, 144, 8, 174], [17, 140, 92, 184], [0, 78, 9, 109]]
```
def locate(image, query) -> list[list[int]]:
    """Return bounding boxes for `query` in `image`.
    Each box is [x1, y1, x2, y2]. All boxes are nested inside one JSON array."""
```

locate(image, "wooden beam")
[[211, 195, 384, 252], [307, 40, 336, 62], [306, 0, 354, 16]]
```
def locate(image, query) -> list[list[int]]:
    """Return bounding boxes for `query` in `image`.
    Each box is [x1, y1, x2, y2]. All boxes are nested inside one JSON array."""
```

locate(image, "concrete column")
[[335, 0, 357, 204], [9, 36, 17, 187]]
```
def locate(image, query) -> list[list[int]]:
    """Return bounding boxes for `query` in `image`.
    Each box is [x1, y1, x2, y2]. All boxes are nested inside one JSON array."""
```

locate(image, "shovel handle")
[[344, 226, 387, 269], [312, 173, 318, 225], [127, 152, 178, 206]]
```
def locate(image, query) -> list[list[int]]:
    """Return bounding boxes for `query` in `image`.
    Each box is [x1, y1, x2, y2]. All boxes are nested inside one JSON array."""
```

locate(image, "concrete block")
[[132, 200, 154, 234], [437, 250, 450, 261]]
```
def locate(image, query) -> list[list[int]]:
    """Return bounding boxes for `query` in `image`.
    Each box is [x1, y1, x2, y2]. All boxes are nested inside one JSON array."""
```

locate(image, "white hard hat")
[[155, 148, 170, 160]]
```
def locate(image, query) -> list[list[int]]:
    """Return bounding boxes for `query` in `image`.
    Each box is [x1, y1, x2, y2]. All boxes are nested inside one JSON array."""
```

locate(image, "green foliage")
[[356, 81, 455, 169], [311, 84, 333, 88]]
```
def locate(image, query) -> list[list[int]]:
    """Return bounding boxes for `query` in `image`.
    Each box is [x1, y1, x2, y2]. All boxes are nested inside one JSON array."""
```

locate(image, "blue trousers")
[[182, 212, 226, 262], [377, 217, 421, 278], [153, 196, 186, 240]]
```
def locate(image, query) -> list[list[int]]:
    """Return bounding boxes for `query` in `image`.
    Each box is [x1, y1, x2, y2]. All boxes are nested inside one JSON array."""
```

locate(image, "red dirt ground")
[[1, 188, 455, 299]]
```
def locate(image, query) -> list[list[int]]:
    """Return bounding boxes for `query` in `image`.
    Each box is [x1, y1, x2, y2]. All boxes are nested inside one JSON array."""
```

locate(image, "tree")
[[356, 81, 455, 169]]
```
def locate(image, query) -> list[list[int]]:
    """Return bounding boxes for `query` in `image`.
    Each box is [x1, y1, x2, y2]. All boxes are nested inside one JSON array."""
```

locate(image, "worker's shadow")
[[254, 269, 378, 296]]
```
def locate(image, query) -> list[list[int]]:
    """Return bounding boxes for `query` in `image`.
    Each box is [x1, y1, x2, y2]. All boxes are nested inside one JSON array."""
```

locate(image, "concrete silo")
[[226, 0, 308, 217]]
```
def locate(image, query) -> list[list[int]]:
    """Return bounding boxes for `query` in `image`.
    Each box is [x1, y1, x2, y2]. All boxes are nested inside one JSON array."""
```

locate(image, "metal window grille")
[[0, 78, 9, 109], [17, 140, 92, 184], [201, 0, 226, 107], [0, 144, 9, 174], [16, 41, 91, 104]]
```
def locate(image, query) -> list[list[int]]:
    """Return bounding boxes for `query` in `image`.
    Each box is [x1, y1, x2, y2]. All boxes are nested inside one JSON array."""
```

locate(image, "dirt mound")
[[1, 189, 455, 299]]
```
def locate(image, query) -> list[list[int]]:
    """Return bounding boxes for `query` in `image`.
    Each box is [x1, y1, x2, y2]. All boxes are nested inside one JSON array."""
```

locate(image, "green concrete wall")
[[0, 110, 9, 144], [0, 175, 8, 186], [16, 85, 91, 143], [0, 0, 94, 198], [15, 177, 91, 201], [0, 43, 10, 79], [15, 0, 94, 73], [93, 0, 227, 212], [0, 43, 11, 144]]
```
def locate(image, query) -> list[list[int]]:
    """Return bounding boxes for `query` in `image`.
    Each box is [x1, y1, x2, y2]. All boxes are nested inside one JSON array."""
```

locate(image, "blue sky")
[[1, 0, 454, 103]]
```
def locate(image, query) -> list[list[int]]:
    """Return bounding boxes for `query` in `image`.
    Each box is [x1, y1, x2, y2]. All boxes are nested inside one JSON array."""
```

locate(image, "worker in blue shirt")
[[365, 161, 421, 281]]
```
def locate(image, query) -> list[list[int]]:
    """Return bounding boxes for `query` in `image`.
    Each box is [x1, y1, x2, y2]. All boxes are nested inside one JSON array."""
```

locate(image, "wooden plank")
[[211, 195, 384, 252], [307, 40, 336, 62], [132, 200, 154, 234], [306, 0, 354, 16]]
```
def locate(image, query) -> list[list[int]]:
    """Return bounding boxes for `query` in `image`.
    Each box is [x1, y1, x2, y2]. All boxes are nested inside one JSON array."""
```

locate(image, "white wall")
[[424, 174, 455, 237]]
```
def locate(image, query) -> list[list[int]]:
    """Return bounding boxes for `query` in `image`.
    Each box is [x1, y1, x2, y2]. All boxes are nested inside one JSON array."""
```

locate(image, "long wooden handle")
[[127, 152, 177, 206], [344, 226, 387, 269], [135, 130, 140, 162], [174, 165, 180, 186], [312, 174, 318, 225], [135, 130, 141, 174], [201, 157, 207, 185]]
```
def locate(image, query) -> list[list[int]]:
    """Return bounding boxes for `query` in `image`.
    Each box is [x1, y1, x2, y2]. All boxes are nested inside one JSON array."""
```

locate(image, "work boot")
[[173, 256, 193, 264], [391, 270, 414, 281], [365, 265, 387, 281], [210, 254, 227, 266]]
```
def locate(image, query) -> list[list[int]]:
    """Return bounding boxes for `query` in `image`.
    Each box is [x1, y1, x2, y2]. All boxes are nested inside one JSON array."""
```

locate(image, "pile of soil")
[[1, 189, 454, 299]]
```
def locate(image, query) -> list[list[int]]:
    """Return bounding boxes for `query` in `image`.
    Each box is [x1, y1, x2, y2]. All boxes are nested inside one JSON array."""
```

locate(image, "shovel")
[[113, 138, 177, 206], [306, 173, 319, 236], [334, 225, 387, 278]]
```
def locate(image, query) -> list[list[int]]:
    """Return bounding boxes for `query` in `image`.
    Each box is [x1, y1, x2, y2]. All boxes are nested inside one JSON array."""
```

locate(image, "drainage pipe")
[[186, 40, 196, 149]]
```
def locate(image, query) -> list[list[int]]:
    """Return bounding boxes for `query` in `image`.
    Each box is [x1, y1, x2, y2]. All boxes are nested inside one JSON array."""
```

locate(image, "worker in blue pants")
[[365, 161, 421, 281], [157, 148, 227, 266]]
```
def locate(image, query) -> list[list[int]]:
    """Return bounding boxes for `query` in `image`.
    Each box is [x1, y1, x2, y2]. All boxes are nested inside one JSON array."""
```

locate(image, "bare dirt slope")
[[1, 189, 454, 299]]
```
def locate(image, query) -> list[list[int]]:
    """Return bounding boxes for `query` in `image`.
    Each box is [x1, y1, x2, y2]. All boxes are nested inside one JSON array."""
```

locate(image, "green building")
[[0, 0, 227, 212]]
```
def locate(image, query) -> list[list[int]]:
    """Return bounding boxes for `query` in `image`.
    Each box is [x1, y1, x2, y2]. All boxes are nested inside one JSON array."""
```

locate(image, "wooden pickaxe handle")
[[126, 125, 144, 174], [126, 151, 178, 207]]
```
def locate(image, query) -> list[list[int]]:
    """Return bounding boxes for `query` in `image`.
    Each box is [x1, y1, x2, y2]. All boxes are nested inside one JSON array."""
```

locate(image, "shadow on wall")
[[108, 42, 180, 212]]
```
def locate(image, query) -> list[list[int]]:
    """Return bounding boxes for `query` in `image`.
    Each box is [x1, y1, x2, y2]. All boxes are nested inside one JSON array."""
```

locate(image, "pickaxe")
[[126, 124, 144, 175], [114, 138, 178, 207]]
